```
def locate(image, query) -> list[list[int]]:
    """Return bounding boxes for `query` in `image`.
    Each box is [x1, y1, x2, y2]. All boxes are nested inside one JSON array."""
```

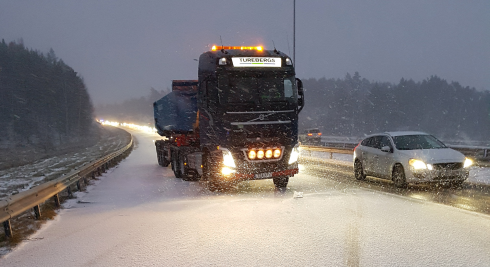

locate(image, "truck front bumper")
[[222, 162, 299, 181]]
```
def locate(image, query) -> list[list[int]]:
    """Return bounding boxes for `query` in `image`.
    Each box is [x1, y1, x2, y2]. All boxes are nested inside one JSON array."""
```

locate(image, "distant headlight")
[[288, 144, 300, 164], [409, 159, 427, 170], [464, 158, 473, 168], [221, 149, 236, 168]]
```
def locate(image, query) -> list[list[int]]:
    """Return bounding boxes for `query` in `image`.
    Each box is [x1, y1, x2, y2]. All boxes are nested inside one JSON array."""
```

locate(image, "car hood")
[[398, 148, 465, 163]]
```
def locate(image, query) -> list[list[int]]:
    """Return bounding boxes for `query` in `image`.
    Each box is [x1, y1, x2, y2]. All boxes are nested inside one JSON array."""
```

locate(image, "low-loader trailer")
[[154, 45, 304, 189]]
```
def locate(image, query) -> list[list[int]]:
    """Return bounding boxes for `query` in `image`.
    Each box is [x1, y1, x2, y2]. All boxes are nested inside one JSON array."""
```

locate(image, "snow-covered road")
[[4, 129, 490, 266]]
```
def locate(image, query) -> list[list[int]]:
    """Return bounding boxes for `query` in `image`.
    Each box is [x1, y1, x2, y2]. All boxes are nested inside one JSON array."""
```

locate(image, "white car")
[[353, 131, 473, 188]]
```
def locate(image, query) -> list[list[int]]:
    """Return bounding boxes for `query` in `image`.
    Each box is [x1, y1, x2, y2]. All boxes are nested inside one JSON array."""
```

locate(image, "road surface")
[[4, 128, 490, 266]]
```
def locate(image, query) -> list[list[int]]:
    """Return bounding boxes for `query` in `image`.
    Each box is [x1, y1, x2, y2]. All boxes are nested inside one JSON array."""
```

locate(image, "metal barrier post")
[[33, 205, 41, 220], [53, 194, 60, 208], [76, 180, 82, 191], [3, 220, 12, 238], [67, 186, 73, 198]]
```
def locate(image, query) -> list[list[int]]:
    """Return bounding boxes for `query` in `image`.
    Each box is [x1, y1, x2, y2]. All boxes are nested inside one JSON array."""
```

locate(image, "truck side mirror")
[[296, 78, 304, 113]]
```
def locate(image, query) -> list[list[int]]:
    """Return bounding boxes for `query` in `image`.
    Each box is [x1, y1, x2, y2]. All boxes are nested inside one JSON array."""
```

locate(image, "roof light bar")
[[212, 45, 263, 51]]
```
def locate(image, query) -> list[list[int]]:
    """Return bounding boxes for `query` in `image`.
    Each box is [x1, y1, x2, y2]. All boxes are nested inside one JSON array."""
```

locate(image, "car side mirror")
[[381, 146, 392, 153], [296, 78, 304, 113]]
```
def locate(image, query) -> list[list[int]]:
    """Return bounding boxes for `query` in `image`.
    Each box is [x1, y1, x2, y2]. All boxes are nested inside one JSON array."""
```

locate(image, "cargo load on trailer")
[[154, 45, 304, 190], [154, 80, 198, 135]]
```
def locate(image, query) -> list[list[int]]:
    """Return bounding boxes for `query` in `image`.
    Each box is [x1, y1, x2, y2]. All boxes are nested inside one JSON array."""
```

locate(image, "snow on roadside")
[[0, 127, 130, 199]]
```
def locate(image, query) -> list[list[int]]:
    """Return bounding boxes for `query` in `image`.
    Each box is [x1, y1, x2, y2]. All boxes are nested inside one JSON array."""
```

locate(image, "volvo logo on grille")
[[259, 114, 265, 120]]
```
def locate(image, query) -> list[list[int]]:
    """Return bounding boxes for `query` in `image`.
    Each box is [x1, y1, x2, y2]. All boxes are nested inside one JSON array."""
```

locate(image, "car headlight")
[[409, 159, 427, 170], [221, 149, 236, 168], [288, 144, 300, 164], [464, 158, 473, 168]]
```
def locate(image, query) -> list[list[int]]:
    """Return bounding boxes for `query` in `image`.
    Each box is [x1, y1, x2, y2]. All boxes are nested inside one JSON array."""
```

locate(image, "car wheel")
[[392, 164, 407, 188], [273, 176, 289, 188], [354, 160, 366, 181]]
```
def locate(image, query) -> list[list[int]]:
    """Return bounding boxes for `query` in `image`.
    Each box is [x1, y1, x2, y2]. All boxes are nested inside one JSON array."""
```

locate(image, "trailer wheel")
[[161, 151, 170, 167], [157, 151, 170, 167], [273, 176, 289, 188], [157, 151, 163, 166]]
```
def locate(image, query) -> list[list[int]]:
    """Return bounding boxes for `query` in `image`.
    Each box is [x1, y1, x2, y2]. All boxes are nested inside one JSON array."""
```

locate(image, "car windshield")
[[218, 73, 297, 105], [393, 135, 447, 150]]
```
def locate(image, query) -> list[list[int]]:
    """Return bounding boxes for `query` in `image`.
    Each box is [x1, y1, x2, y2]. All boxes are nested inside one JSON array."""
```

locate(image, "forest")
[[299, 72, 490, 141], [0, 40, 95, 150]]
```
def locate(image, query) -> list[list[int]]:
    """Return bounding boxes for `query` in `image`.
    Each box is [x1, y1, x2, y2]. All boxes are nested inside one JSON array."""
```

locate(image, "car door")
[[361, 136, 380, 175], [372, 135, 395, 178]]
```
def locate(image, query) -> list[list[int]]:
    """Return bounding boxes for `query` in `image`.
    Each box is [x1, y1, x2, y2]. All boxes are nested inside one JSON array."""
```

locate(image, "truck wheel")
[[273, 176, 289, 188], [202, 152, 221, 191], [173, 152, 183, 178], [202, 152, 211, 181]]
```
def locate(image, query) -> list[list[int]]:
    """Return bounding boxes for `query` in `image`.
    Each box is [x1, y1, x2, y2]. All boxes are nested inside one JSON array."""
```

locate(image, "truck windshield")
[[218, 73, 297, 105]]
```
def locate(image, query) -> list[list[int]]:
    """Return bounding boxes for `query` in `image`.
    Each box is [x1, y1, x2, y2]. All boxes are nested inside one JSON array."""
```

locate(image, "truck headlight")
[[409, 159, 427, 170], [288, 144, 300, 164], [464, 158, 473, 168], [221, 166, 235, 176], [221, 149, 236, 168]]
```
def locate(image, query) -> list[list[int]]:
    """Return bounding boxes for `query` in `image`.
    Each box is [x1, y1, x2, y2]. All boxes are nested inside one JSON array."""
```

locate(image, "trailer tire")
[[157, 151, 163, 166], [161, 151, 170, 167]]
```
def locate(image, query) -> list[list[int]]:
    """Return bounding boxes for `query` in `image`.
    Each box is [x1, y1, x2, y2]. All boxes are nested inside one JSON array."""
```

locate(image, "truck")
[[154, 45, 304, 190]]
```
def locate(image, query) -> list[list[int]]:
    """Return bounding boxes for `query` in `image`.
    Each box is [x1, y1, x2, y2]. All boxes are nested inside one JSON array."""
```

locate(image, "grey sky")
[[1, 0, 489, 105]]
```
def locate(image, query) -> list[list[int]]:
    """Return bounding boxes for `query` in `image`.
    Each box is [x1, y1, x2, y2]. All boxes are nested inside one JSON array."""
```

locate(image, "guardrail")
[[301, 143, 490, 163], [1, 134, 134, 239]]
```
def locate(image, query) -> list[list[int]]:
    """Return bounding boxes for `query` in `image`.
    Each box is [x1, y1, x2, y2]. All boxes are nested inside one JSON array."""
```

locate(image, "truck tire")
[[172, 151, 183, 178], [273, 176, 289, 188], [202, 151, 221, 191]]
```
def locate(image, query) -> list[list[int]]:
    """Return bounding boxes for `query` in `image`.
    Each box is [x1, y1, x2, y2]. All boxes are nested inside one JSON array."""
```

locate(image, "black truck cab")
[[197, 46, 304, 187]]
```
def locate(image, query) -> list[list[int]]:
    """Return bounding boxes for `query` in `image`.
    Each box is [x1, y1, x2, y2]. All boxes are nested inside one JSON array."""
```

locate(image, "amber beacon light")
[[212, 45, 263, 51]]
